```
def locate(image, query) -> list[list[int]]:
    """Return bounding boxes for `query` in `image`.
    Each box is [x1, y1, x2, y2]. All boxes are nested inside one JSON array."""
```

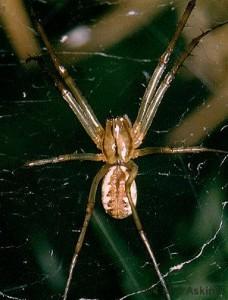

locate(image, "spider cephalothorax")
[[102, 116, 135, 164]]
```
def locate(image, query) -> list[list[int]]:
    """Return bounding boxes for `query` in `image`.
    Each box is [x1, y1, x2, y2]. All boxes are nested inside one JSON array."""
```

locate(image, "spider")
[[25, 1, 227, 299]]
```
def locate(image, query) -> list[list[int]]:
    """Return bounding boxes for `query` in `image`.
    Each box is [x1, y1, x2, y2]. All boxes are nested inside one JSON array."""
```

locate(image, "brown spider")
[[25, 1, 227, 299]]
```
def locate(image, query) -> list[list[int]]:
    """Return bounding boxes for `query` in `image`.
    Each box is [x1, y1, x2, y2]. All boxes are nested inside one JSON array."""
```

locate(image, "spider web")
[[1, 1, 228, 299]]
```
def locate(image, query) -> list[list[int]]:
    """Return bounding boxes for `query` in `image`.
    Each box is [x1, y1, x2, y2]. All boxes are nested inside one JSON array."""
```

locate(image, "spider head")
[[102, 115, 134, 164]]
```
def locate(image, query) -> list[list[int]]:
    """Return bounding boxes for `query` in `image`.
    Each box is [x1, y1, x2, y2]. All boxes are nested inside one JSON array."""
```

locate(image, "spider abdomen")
[[101, 165, 137, 219]]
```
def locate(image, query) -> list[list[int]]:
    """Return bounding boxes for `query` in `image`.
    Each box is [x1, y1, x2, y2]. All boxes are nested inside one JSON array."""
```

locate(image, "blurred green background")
[[0, 1, 228, 299]]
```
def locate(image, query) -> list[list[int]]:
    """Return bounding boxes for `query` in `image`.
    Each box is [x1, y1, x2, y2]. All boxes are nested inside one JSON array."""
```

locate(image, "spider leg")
[[30, 14, 104, 148], [134, 0, 196, 135], [63, 164, 110, 300], [134, 20, 228, 145], [125, 160, 171, 300], [24, 152, 104, 167], [133, 146, 228, 158]]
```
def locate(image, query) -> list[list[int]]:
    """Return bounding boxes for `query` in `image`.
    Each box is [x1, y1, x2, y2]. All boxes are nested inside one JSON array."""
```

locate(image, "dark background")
[[1, 1, 228, 299]]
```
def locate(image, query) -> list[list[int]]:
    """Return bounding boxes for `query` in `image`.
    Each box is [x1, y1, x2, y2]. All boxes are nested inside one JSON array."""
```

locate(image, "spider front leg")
[[32, 16, 104, 149], [125, 160, 171, 300], [63, 164, 110, 300], [134, 0, 196, 140], [134, 18, 228, 147]]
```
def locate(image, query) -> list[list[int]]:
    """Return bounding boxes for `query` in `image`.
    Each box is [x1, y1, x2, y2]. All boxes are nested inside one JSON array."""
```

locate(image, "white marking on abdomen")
[[101, 166, 137, 219]]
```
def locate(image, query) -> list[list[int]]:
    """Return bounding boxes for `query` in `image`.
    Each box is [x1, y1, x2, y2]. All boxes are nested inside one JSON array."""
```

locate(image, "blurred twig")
[[0, 0, 40, 61]]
